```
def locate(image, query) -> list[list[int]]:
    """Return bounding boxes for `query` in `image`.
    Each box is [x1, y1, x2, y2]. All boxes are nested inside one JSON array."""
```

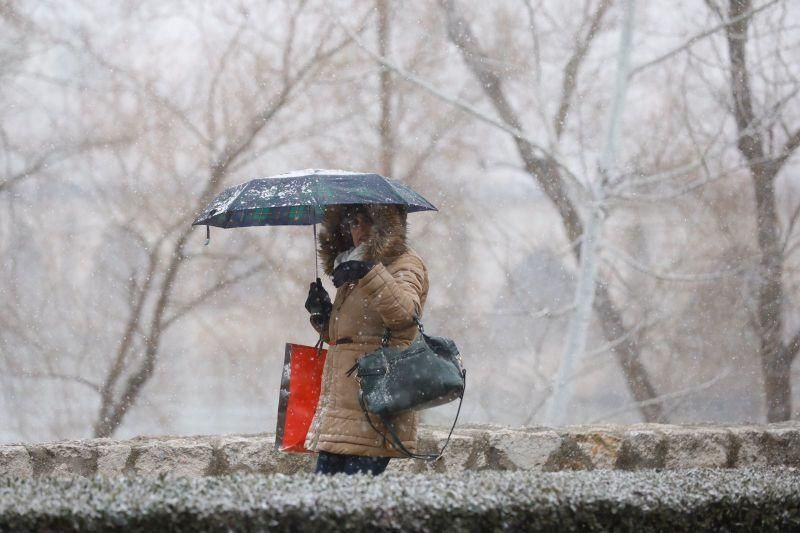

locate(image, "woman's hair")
[[342, 204, 373, 227]]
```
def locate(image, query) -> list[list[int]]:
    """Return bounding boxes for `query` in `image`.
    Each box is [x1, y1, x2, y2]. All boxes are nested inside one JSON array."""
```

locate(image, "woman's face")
[[348, 213, 373, 247]]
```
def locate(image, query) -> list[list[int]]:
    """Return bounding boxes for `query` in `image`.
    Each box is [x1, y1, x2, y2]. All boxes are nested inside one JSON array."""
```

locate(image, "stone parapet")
[[1, 423, 798, 479]]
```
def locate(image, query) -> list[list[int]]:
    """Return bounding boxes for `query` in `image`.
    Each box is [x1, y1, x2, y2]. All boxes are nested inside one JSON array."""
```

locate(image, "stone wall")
[[1, 423, 798, 478]]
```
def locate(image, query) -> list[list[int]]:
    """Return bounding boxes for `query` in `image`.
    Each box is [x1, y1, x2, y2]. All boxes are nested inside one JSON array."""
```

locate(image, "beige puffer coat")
[[304, 204, 428, 457]]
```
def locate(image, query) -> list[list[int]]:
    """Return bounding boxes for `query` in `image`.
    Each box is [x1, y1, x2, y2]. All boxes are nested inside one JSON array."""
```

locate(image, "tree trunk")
[[753, 171, 790, 421], [594, 283, 664, 421], [723, 0, 793, 421], [763, 355, 792, 421], [377, 0, 394, 177]]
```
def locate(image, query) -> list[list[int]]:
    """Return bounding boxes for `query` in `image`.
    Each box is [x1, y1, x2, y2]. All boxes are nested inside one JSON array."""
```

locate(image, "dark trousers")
[[314, 451, 391, 475]]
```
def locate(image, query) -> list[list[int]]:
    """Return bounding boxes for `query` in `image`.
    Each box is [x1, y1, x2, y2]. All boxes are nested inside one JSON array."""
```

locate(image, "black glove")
[[305, 278, 332, 317], [310, 313, 329, 332], [332, 260, 375, 288]]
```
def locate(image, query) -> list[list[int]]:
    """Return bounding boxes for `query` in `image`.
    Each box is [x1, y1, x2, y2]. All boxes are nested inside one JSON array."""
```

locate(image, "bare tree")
[[439, 0, 665, 422], [89, 7, 356, 437], [710, 0, 800, 421], [0, 1, 362, 439]]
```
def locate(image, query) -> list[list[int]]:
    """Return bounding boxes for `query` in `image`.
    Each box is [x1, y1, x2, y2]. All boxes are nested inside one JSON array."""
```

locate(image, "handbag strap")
[[382, 315, 423, 347], [314, 334, 324, 358], [358, 369, 466, 462]]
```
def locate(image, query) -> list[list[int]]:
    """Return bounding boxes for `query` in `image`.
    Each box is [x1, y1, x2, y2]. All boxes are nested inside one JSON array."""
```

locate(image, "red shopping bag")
[[275, 343, 327, 453]]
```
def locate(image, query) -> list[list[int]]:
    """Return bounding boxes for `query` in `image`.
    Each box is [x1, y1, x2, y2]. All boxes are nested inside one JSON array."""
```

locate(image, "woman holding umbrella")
[[304, 203, 428, 475], [193, 170, 438, 473]]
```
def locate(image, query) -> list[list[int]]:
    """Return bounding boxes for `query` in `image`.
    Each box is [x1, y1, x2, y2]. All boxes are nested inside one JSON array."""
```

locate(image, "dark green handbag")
[[346, 318, 466, 460]]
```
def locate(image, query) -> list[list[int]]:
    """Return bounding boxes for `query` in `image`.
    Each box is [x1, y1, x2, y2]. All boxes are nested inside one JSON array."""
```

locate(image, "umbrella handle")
[[313, 223, 318, 279], [204, 225, 210, 246]]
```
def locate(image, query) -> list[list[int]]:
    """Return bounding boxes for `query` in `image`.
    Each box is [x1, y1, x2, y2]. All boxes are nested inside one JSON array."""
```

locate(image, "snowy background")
[[1, 0, 799, 443]]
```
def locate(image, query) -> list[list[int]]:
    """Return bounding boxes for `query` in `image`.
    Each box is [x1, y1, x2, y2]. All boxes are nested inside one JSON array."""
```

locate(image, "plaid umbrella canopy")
[[193, 169, 436, 228], [192, 169, 437, 275]]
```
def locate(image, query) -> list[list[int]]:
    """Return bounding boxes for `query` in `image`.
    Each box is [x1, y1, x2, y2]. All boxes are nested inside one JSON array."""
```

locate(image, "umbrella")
[[192, 169, 437, 276]]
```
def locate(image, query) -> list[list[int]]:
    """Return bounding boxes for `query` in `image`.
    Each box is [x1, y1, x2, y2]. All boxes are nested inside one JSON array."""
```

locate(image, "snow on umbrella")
[[192, 168, 438, 275], [193, 169, 436, 229]]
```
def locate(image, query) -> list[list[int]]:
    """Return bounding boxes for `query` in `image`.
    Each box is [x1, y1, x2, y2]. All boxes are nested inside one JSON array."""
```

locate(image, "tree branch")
[[94, 232, 163, 434], [725, 0, 769, 173], [590, 369, 731, 423], [554, 0, 612, 139], [0, 135, 134, 193], [780, 327, 800, 365], [205, 16, 248, 159], [328, 6, 586, 191], [773, 126, 800, 173], [7, 371, 102, 394], [439, 0, 585, 249], [601, 242, 753, 283], [208, 21, 357, 189], [628, 0, 780, 79], [162, 262, 269, 329]]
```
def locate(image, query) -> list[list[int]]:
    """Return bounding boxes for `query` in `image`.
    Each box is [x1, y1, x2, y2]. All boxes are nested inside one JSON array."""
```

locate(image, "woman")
[[303, 203, 429, 475]]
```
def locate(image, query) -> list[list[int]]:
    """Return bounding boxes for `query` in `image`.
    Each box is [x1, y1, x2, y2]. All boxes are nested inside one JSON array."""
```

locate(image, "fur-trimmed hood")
[[318, 204, 408, 276]]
